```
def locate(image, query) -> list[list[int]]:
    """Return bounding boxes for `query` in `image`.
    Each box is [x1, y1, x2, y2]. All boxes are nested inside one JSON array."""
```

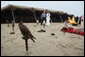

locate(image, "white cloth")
[[46, 13, 50, 26]]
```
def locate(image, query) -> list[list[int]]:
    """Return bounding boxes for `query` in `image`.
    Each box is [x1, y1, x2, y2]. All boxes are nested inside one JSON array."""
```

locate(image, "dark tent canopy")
[[1, 4, 74, 23]]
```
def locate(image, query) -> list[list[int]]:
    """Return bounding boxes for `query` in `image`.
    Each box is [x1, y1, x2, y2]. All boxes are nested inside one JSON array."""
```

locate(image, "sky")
[[1, 1, 84, 17]]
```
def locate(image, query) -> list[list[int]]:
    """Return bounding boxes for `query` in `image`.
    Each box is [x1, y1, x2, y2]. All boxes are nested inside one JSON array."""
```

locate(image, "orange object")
[[68, 17, 77, 24]]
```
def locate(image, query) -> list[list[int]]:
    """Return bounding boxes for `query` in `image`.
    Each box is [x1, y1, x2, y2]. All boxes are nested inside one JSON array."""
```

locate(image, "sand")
[[1, 23, 84, 56]]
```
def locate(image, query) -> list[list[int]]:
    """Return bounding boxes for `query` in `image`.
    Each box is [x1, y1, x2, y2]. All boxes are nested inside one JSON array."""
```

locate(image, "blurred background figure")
[[81, 16, 84, 26], [46, 11, 51, 26], [41, 10, 46, 26]]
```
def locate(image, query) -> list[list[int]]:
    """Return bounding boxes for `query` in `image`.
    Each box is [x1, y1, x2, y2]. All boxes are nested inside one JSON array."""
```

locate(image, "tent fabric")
[[1, 4, 74, 23]]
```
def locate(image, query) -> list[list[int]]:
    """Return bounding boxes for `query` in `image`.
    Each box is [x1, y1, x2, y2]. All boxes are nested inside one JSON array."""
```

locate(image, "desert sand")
[[1, 23, 84, 56]]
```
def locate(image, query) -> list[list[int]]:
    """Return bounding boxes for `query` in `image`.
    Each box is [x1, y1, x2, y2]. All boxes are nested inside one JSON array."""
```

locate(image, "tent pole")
[[59, 15, 63, 23], [12, 10, 15, 23], [34, 12, 37, 22], [32, 8, 37, 22]]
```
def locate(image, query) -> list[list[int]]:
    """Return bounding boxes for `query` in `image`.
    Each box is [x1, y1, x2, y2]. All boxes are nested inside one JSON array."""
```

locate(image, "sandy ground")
[[1, 23, 84, 56]]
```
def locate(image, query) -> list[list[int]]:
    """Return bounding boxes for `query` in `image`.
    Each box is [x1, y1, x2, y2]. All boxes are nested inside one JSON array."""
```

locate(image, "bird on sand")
[[18, 21, 36, 42]]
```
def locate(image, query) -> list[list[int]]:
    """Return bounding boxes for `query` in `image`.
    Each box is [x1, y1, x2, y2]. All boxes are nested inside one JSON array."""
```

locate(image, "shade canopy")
[[1, 4, 74, 23]]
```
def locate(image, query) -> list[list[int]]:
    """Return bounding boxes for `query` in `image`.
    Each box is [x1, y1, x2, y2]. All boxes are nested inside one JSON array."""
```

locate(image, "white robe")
[[46, 13, 50, 26]]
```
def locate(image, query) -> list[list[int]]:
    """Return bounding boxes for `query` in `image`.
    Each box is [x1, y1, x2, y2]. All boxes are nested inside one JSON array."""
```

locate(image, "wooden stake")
[[43, 23, 45, 29], [36, 20, 39, 26], [25, 39, 28, 54], [12, 27, 14, 31], [63, 31, 65, 35], [43, 20, 46, 29]]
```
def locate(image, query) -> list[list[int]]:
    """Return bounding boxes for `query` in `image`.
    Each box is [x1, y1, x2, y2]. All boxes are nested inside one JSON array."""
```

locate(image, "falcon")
[[18, 21, 36, 42]]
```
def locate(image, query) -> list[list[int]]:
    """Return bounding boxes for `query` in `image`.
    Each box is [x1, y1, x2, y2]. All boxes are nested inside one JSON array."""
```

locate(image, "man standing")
[[41, 10, 46, 25]]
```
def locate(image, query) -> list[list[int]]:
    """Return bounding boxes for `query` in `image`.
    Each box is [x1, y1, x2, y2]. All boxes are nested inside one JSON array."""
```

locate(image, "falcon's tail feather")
[[33, 37, 36, 40], [30, 35, 36, 40], [30, 38, 35, 43]]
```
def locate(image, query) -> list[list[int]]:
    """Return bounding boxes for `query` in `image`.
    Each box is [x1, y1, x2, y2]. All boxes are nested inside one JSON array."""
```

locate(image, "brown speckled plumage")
[[18, 22, 36, 43]]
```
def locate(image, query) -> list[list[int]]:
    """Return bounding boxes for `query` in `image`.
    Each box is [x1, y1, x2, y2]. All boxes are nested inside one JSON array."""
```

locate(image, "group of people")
[[40, 10, 51, 26]]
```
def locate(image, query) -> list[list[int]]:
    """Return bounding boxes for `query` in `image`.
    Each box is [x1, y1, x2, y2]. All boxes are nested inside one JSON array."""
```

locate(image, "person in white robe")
[[46, 12, 51, 26]]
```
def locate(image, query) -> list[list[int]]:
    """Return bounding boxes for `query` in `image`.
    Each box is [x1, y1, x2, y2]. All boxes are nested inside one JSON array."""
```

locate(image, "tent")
[[1, 4, 74, 23]]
